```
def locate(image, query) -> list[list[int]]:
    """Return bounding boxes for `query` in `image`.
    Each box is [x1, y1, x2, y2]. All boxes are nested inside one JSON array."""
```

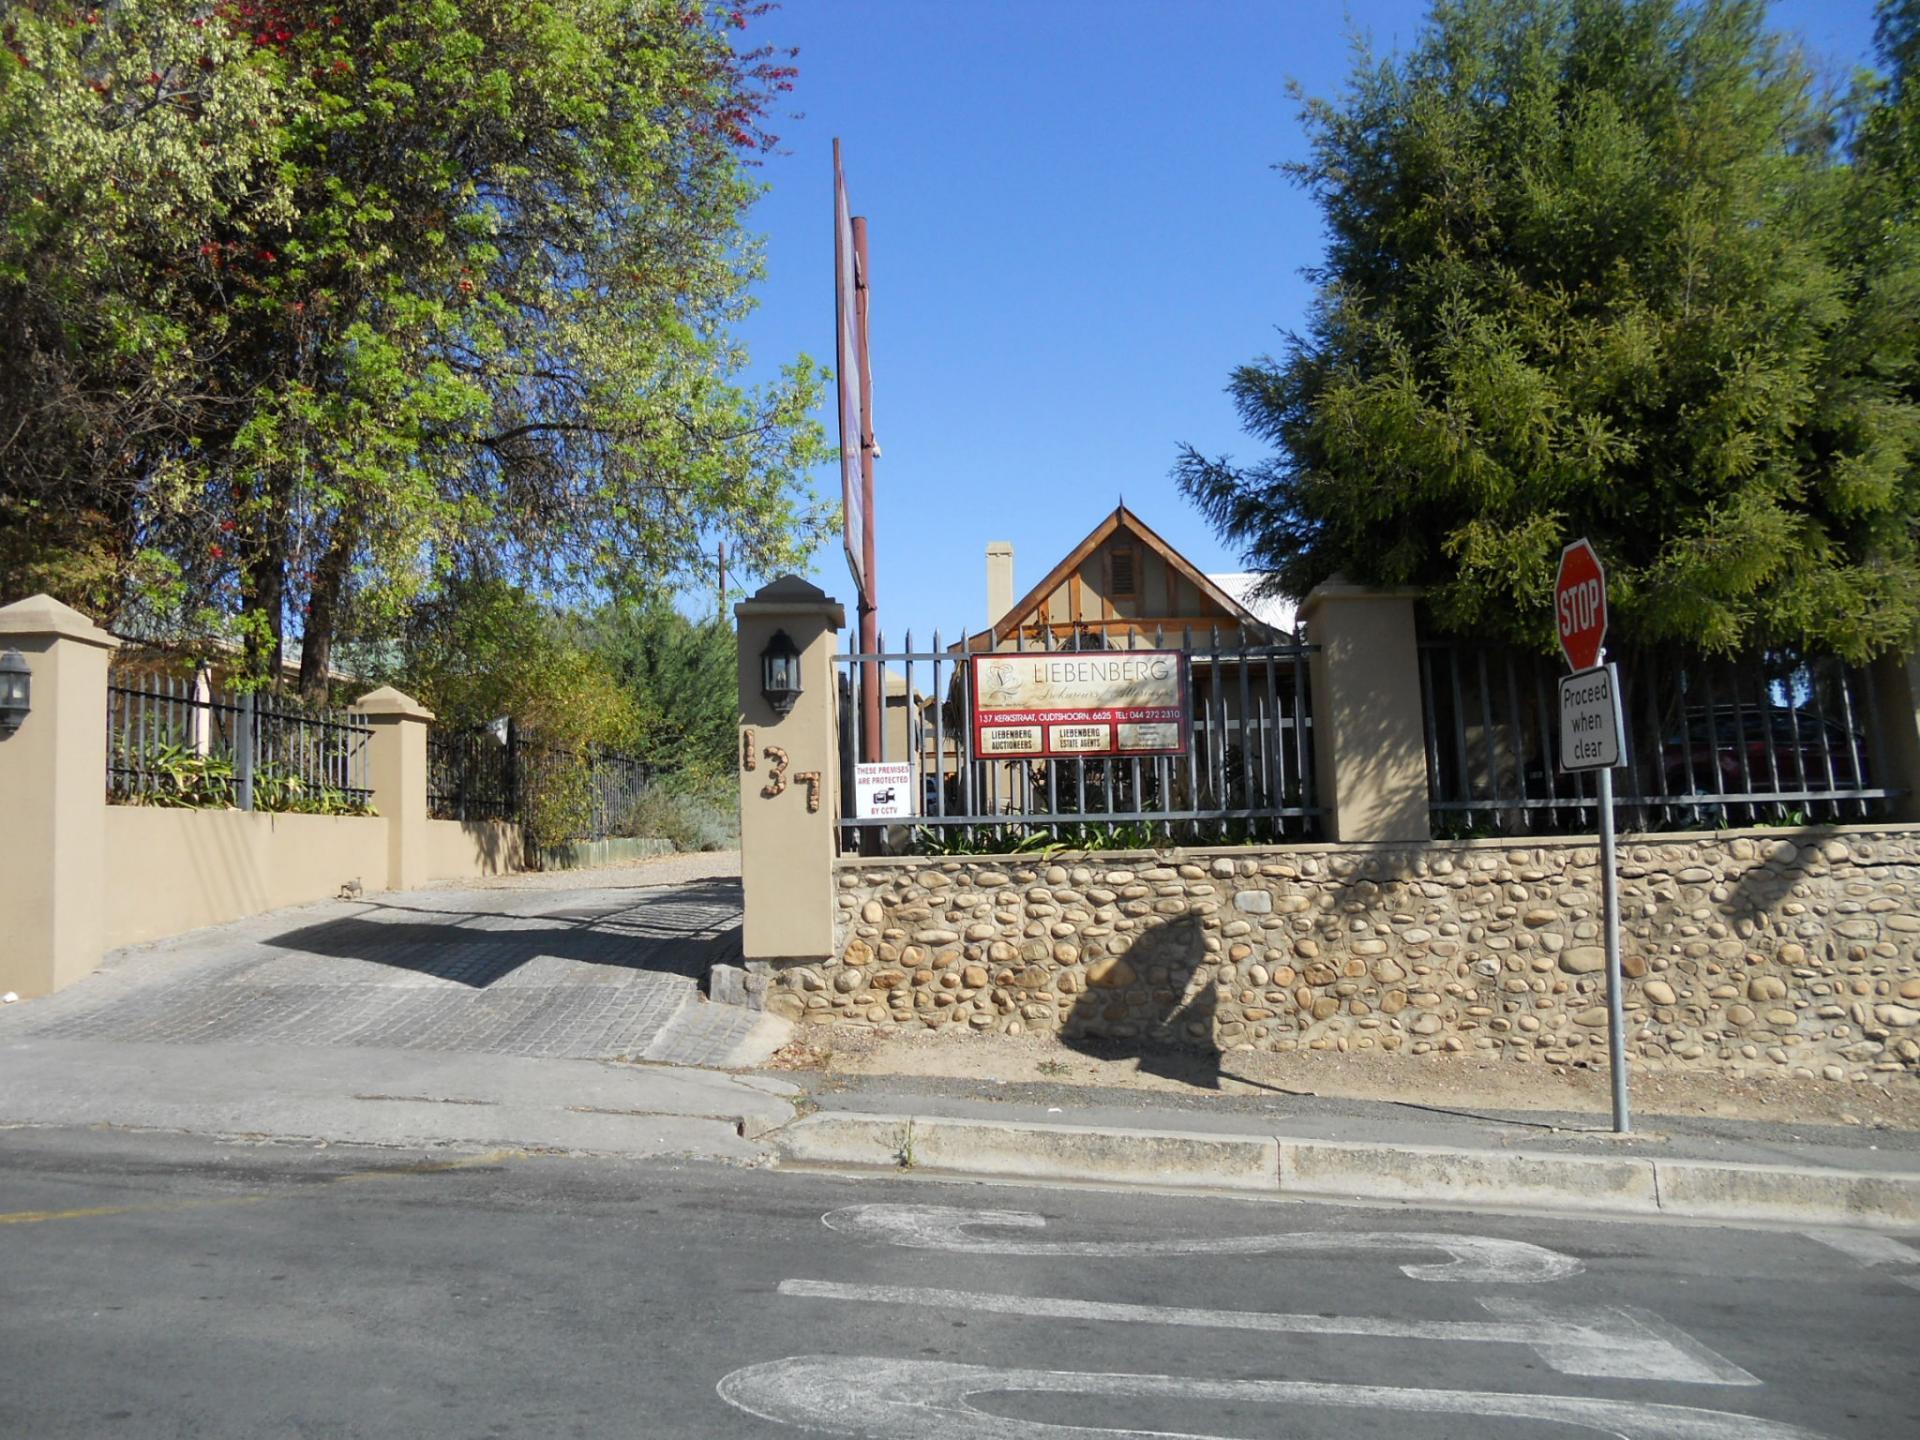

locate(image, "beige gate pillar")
[[356, 686, 435, 891], [735, 576, 845, 1003], [1298, 582, 1430, 843], [1870, 650, 1920, 823], [0, 595, 119, 997]]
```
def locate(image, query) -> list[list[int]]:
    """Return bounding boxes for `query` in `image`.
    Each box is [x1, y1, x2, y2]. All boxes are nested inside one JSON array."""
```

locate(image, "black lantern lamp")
[[0, 649, 29, 734], [760, 629, 803, 715]]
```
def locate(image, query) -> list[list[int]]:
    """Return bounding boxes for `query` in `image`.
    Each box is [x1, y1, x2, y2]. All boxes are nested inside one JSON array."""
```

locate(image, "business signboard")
[[969, 651, 1189, 759]]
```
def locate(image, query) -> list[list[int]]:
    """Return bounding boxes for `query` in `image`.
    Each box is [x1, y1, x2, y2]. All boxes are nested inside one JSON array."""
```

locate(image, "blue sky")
[[728, 0, 1883, 645]]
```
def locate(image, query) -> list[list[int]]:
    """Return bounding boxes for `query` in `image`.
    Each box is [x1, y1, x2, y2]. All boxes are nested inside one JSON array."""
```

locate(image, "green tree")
[[383, 577, 637, 749], [1177, 0, 1920, 662], [0, 1, 291, 623], [579, 595, 739, 780], [1, 0, 828, 696]]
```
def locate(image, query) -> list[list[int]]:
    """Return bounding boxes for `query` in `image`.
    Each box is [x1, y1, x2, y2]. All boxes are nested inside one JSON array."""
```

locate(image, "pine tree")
[[1178, 0, 1920, 662]]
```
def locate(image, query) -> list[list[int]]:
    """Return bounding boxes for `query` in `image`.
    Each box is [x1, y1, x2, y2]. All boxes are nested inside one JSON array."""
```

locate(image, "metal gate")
[[833, 626, 1321, 853]]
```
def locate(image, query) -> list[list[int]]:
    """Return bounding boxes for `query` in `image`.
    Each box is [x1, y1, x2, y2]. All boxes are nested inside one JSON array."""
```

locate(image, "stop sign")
[[1555, 539, 1607, 671]]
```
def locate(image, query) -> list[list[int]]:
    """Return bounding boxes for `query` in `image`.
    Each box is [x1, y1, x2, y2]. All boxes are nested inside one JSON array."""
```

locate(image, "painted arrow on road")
[[822, 1203, 1584, 1283], [719, 1357, 1827, 1440], [777, 1279, 1757, 1385]]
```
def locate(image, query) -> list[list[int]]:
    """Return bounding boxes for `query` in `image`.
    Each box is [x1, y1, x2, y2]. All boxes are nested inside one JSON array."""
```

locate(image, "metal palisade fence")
[[834, 625, 1320, 853], [107, 669, 373, 812], [1419, 636, 1896, 836], [427, 721, 655, 844]]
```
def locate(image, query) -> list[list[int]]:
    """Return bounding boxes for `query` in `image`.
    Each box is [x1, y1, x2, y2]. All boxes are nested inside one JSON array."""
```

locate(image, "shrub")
[[621, 774, 739, 853]]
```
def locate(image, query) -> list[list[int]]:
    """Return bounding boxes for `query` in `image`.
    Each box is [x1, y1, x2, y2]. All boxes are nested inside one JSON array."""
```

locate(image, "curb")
[[773, 1113, 1920, 1229]]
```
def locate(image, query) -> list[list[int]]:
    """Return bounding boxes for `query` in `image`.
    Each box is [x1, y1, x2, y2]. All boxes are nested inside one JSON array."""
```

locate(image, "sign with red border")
[[1555, 539, 1608, 673], [969, 651, 1189, 760]]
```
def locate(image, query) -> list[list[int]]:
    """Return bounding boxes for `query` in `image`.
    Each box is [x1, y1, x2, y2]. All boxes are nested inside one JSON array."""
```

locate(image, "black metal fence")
[[834, 625, 1319, 853], [427, 725, 517, 822], [1420, 637, 1896, 835], [107, 670, 373, 812], [428, 722, 656, 843]]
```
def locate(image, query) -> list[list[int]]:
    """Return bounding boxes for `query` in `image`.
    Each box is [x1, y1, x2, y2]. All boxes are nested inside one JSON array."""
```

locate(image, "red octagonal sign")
[[1555, 539, 1608, 672]]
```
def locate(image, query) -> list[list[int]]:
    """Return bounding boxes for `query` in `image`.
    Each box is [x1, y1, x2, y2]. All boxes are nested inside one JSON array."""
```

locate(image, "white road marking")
[[717, 1356, 1831, 1439], [778, 1279, 1757, 1385], [1804, 1229, 1920, 1267], [821, 1203, 1585, 1283]]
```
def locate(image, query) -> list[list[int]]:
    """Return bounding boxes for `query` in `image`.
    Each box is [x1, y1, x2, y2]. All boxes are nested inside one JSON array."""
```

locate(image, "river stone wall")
[[777, 827, 1920, 1082]]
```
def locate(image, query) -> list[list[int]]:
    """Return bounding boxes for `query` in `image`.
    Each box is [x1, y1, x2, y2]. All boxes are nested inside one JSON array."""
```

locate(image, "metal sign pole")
[[1597, 656, 1630, 1134]]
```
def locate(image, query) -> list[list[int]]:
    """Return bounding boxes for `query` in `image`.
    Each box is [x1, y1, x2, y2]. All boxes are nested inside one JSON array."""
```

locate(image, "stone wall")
[[782, 827, 1920, 1083]]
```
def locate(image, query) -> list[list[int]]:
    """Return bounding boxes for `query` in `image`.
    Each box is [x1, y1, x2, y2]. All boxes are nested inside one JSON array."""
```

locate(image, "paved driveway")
[[1, 853, 762, 1067]]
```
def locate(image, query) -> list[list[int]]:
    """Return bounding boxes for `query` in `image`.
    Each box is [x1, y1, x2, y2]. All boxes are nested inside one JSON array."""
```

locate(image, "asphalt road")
[[1, 1128, 1915, 1439]]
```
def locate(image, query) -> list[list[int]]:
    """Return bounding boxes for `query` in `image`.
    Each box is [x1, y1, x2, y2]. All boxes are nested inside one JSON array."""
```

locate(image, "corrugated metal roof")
[[1206, 573, 1297, 635]]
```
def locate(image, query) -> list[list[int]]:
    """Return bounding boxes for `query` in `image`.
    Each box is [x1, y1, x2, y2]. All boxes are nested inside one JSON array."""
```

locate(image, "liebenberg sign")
[[969, 650, 1188, 759]]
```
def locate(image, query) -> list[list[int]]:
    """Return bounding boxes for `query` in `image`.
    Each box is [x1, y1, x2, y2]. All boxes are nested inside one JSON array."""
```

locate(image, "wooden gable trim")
[[952, 505, 1268, 652], [1117, 507, 1264, 625]]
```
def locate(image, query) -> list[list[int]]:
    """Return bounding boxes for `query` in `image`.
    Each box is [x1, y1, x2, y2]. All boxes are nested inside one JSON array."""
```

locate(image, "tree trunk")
[[298, 517, 356, 706]]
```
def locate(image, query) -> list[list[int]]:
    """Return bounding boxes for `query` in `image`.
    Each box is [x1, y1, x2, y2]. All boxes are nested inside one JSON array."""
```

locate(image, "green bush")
[[620, 775, 739, 853]]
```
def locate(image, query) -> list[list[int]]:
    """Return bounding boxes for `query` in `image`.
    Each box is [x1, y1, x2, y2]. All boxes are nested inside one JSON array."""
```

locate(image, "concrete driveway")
[[0, 852, 766, 1068]]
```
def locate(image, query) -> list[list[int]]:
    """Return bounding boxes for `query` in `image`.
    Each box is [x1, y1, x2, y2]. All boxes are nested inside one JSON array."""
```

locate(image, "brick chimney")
[[986, 542, 1014, 627]]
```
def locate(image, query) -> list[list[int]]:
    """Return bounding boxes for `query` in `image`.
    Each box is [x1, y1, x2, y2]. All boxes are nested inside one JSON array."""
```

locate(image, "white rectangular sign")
[[853, 761, 913, 819], [1559, 665, 1623, 772], [970, 650, 1188, 759]]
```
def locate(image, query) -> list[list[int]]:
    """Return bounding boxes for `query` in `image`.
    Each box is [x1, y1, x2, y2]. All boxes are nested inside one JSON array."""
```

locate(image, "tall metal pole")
[[852, 214, 879, 768], [1597, 657, 1630, 1133]]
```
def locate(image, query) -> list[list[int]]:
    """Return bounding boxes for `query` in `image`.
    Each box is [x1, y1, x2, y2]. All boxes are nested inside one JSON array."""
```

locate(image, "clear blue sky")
[[728, 0, 1883, 646]]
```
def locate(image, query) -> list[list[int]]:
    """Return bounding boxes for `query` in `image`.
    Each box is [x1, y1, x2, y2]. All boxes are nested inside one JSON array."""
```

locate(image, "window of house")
[[1110, 545, 1136, 597]]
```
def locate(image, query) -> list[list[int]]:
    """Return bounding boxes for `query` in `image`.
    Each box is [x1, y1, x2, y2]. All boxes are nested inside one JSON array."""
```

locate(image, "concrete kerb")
[[771, 1112, 1920, 1228]]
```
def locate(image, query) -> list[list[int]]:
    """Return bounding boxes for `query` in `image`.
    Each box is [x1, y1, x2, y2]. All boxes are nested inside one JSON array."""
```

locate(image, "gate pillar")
[[0, 595, 119, 997], [734, 576, 845, 1010], [1870, 650, 1920, 823], [1298, 582, 1431, 844]]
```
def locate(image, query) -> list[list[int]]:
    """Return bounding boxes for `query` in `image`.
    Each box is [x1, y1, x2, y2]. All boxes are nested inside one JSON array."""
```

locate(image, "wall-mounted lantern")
[[0, 650, 29, 735], [761, 629, 803, 715]]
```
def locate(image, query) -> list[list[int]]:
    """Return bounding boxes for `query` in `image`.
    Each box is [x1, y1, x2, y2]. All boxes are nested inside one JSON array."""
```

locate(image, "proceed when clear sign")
[[1558, 666, 1623, 772]]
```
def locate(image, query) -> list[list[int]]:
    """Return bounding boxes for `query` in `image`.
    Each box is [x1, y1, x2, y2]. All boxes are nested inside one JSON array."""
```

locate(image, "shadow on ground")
[[259, 878, 743, 987]]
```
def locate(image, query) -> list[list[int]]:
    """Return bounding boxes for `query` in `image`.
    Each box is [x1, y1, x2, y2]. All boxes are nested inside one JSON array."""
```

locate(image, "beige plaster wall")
[[1298, 584, 1428, 843], [424, 818, 524, 880], [796, 826, 1920, 1083], [105, 808, 389, 949]]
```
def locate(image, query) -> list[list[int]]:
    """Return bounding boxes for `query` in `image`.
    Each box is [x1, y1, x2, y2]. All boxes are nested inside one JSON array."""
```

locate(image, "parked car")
[[1659, 706, 1869, 795]]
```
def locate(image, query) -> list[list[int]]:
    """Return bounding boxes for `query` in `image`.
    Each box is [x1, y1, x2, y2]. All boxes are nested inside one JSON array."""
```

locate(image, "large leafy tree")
[[1, 0, 827, 697], [1177, 0, 1920, 662]]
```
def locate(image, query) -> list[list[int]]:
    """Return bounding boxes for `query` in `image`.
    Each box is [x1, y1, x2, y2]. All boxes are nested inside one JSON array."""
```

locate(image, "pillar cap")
[[1298, 579, 1423, 618], [354, 685, 435, 721], [734, 574, 846, 629], [0, 594, 120, 650]]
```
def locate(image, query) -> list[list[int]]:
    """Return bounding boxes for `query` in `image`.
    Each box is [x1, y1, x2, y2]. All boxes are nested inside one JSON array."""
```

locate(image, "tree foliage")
[[579, 595, 738, 781], [1177, 0, 1920, 662], [1, 0, 827, 695], [383, 577, 638, 750]]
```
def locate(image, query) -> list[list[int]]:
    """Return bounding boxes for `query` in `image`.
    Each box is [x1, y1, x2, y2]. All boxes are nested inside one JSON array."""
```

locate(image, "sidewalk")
[[768, 1070, 1920, 1228], [1, 853, 1914, 1228]]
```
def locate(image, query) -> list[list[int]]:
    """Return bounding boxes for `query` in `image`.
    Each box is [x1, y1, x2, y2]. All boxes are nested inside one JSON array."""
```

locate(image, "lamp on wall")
[[760, 630, 803, 715], [0, 650, 29, 734]]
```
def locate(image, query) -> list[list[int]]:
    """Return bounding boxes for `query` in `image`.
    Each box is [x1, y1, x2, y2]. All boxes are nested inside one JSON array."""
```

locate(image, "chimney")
[[986, 542, 1014, 627]]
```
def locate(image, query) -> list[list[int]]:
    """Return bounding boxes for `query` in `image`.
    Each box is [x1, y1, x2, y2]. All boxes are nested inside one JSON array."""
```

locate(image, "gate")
[[833, 626, 1321, 852]]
